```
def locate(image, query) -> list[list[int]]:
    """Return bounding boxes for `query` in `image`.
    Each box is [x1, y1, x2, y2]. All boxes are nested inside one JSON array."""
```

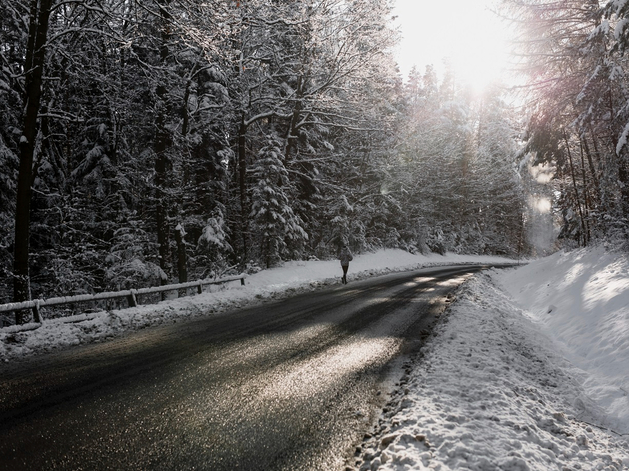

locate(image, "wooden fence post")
[[127, 290, 138, 308], [32, 300, 42, 323]]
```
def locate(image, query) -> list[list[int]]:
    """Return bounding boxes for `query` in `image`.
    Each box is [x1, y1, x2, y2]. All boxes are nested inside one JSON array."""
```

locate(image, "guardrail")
[[0, 274, 247, 324]]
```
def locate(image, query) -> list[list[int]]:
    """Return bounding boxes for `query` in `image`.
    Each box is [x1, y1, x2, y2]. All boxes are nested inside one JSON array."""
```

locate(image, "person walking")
[[339, 244, 353, 284]]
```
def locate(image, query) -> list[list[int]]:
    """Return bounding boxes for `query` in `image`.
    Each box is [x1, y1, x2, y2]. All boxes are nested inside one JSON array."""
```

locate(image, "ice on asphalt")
[[1, 248, 628, 469]]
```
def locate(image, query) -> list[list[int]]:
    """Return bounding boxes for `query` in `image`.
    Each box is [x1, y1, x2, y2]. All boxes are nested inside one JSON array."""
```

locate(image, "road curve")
[[0, 264, 500, 471]]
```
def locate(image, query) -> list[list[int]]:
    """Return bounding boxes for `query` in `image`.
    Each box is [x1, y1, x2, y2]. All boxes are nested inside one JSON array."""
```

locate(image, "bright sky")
[[392, 0, 512, 92]]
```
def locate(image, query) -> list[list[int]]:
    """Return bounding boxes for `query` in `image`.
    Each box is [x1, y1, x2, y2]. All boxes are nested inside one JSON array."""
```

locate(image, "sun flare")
[[394, 0, 511, 93]]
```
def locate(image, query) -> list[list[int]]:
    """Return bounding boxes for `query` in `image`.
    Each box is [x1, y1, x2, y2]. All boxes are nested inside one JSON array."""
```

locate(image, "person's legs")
[[342, 265, 348, 284]]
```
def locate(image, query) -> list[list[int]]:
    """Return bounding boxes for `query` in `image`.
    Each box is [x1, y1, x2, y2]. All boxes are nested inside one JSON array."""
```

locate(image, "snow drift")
[[498, 247, 629, 435], [357, 247, 629, 470]]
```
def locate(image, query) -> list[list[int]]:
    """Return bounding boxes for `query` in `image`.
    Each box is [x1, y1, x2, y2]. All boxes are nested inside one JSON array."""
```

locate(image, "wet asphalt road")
[[0, 265, 499, 471]]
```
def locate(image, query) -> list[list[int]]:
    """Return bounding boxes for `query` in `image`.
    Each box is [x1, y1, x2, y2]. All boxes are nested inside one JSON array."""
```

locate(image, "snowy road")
[[0, 265, 495, 471]]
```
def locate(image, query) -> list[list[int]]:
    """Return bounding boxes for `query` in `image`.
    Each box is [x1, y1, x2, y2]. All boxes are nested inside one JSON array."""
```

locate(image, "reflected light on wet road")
[[0, 265, 486, 471], [259, 335, 399, 402]]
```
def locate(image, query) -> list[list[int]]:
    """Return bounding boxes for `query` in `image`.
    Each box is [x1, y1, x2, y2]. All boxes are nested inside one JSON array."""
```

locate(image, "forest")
[[1, 0, 629, 324]]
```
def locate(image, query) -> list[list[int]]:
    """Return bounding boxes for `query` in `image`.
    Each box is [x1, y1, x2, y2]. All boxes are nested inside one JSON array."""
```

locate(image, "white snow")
[[498, 247, 629, 436], [2, 247, 628, 469], [357, 247, 629, 470]]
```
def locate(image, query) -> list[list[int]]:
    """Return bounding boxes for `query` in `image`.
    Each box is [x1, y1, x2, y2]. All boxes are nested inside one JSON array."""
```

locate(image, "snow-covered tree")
[[501, 0, 629, 247], [196, 210, 233, 278], [105, 224, 167, 291], [392, 65, 525, 255], [249, 136, 308, 268]]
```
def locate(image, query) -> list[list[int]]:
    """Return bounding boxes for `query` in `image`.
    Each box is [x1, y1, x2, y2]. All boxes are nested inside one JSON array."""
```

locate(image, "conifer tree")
[[250, 136, 308, 268]]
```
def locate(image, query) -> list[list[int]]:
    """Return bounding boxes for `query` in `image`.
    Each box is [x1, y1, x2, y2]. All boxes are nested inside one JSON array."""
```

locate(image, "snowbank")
[[0, 250, 513, 362], [498, 247, 629, 436], [356, 248, 629, 470]]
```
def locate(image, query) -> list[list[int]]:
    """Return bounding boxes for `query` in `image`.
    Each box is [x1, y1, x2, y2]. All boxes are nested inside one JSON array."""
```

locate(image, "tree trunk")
[[285, 75, 304, 161], [175, 223, 187, 297], [238, 117, 249, 264], [155, 127, 170, 284], [175, 225, 187, 282], [564, 131, 587, 246], [154, 0, 173, 292], [579, 140, 591, 242], [583, 131, 600, 192], [13, 0, 54, 324]]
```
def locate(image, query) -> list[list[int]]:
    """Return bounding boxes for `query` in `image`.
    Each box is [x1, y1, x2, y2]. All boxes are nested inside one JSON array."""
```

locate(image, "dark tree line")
[[1, 0, 527, 324]]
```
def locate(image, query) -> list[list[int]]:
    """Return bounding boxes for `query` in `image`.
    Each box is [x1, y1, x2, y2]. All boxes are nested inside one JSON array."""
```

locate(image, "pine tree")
[[249, 136, 307, 268]]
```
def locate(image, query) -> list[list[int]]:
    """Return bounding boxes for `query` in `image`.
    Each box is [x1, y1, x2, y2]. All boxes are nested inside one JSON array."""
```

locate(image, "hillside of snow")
[[357, 247, 629, 470], [498, 247, 629, 436]]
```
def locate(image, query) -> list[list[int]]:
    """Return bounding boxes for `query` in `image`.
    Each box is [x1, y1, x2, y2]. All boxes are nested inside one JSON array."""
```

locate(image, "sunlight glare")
[[529, 195, 551, 214], [393, 0, 511, 93]]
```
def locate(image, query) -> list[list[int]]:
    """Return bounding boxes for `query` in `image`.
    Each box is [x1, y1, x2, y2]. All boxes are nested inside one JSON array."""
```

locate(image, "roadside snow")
[[0, 250, 512, 361], [356, 248, 629, 471], [499, 247, 629, 436]]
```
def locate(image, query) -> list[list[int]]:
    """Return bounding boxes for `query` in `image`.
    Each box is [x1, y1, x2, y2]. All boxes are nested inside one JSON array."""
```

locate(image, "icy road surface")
[[0, 265, 497, 471]]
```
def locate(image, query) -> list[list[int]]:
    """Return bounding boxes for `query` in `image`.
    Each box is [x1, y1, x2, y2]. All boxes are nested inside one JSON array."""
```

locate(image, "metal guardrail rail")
[[0, 274, 247, 323]]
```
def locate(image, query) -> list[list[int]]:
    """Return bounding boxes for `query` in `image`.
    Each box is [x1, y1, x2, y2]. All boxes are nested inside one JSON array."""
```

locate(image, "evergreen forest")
[[2, 0, 629, 324]]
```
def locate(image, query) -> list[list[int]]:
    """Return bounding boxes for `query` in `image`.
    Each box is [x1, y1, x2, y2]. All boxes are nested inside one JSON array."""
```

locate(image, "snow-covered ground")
[[356, 247, 629, 471], [2, 248, 628, 470]]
